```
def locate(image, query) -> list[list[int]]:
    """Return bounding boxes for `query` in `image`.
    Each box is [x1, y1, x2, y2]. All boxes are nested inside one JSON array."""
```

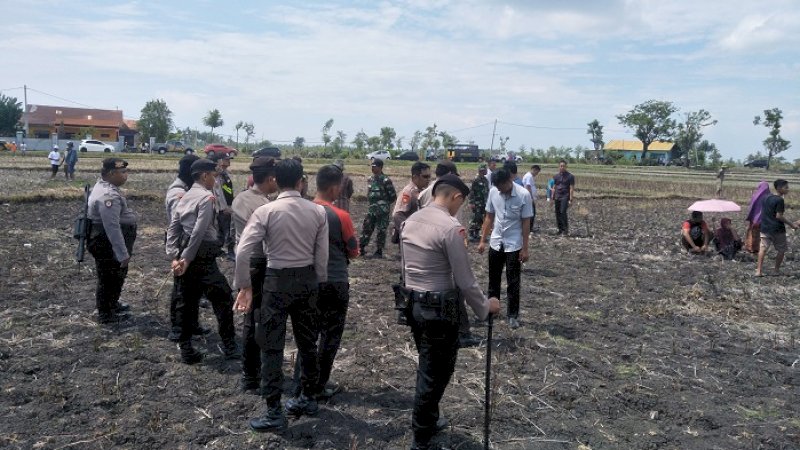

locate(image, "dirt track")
[[1, 174, 800, 449]]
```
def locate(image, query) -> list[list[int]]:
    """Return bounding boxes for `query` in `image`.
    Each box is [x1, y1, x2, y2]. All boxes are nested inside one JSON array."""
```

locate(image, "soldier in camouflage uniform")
[[468, 164, 490, 242], [360, 158, 396, 258]]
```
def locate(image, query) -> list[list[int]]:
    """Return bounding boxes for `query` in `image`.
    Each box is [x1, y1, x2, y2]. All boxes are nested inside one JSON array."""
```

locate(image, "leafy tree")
[[234, 121, 244, 148], [203, 109, 224, 141], [674, 110, 716, 165], [352, 130, 368, 152], [587, 119, 605, 155], [616, 100, 678, 160], [293, 136, 305, 150], [439, 131, 458, 149], [379, 126, 396, 151], [138, 99, 173, 143], [754, 108, 791, 170], [78, 126, 98, 139], [367, 136, 381, 152], [422, 124, 440, 153], [322, 118, 334, 148], [498, 136, 510, 152], [410, 130, 423, 157], [705, 141, 722, 167], [0, 94, 23, 136]]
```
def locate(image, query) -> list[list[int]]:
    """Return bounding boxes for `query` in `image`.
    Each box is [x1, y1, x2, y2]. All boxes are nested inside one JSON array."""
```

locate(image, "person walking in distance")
[[164, 154, 208, 342], [360, 158, 396, 258], [522, 165, 541, 232], [64, 141, 78, 181], [233, 158, 328, 432], [401, 174, 500, 450], [292, 164, 360, 400], [478, 167, 533, 329], [166, 159, 239, 364], [391, 162, 431, 245], [332, 159, 354, 212], [417, 160, 458, 208], [48, 145, 62, 178], [86, 158, 137, 323], [468, 164, 490, 242], [231, 157, 279, 393], [552, 160, 575, 235], [755, 179, 799, 277]]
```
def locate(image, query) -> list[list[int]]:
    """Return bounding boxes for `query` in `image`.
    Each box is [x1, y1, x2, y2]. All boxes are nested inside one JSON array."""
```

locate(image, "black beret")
[[209, 152, 231, 162], [252, 146, 281, 159], [102, 157, 128, 171], [433, 173, 470, 197], [190, 158, 218, 175], [250, 156, 276, 172]]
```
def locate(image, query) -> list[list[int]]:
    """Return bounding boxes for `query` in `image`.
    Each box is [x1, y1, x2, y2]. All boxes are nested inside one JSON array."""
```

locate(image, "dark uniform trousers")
[[554, 198, 569, 233], [242, 256, 267, 383], [217, 214, 235, 254], [87, 225, 136, 317], [293, 281, 350, 395], [172, 255, 235, 343], [410, 297, 461, 445], [487, 245, 522, 319], [256, 266, 320, 405]]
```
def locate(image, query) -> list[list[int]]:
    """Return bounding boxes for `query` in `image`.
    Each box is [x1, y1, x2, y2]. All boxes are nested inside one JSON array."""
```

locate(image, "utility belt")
[[392, 285, 461, 326], [88, 222, 137, 258]]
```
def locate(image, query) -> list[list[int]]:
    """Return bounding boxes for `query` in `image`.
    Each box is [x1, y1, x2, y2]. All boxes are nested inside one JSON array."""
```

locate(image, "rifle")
[[484, 314, 494, 450], [73, 184, 91, 264]]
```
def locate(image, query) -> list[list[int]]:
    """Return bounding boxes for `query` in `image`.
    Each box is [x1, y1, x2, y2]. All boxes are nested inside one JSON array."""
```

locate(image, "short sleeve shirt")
[[485, 183, 533, 252], [521, 172, 536, 198], [760, 195, 786, 234], [552, 171, 575, 200]]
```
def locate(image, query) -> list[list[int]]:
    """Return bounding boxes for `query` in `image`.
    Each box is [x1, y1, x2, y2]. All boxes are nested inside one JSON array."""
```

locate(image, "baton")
[[484, 313, 493, 450]]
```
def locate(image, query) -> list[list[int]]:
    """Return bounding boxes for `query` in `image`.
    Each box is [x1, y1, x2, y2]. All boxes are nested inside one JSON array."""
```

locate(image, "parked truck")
[[445, 144, 482, 162], [153, 140, 194, 155]]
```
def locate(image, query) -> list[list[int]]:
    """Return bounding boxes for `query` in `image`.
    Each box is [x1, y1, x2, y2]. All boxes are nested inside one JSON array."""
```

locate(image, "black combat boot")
[[285, 393, 319, 417], [239, 376, 260, 394], [112, 302, 131, 313], [179, 342, 203, 364], [221, 338, 241, 359], [458, 333, 482, 348], [98, 311, 129, 324], [250, 403, 287, 432], [168, 324, 211, 342]]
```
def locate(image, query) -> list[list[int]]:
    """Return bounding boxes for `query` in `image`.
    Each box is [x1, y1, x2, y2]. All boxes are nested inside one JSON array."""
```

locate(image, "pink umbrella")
[[687, 199, 741, 213]]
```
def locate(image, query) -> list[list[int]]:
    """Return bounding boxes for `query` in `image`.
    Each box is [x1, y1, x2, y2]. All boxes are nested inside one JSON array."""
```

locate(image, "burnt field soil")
[[1, 166, 800, 449]]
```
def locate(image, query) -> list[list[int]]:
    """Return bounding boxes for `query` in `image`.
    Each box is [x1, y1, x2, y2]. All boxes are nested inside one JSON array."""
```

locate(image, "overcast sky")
[[1, 0, 798, 160]]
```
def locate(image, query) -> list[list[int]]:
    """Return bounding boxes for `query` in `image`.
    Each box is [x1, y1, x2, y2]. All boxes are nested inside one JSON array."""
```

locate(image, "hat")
[[433, 174, 470, 197], [53, 144, 59, 149], [435, 160, 459, 177], [478, 163, 487, 170], [190, 158, 218, 175], [333, 159, 345, 170], [66, 141, 73, 147], [250, 156, 276, 172], [253, 146, 281, 159], [370, 159, 384, 168], [102, 157, 128, 171], [209, 153, 231, 162]]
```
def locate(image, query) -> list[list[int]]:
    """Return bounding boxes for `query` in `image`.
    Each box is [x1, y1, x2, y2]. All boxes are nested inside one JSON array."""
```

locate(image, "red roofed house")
[[23, 105, 129, 142]]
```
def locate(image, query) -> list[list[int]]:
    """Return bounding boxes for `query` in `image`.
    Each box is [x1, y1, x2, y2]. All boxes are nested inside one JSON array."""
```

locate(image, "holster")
[[391, 284, 412, 326], [410, 288, 461, 325]]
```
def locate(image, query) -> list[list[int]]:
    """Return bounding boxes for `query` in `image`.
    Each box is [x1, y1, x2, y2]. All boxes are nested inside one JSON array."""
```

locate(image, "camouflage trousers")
[[469, 208, 486, 239], [360, 202, 390, 252]]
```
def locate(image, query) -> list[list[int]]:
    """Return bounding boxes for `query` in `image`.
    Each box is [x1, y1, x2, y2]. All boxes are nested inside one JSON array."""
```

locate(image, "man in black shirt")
[[552, 159, 575, 235], [756, 179, 799, 276]]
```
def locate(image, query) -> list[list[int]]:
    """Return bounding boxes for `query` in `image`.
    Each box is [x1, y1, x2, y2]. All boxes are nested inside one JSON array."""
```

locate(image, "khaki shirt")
[[417, 183, 434, 208], [213, 175, 230, 212], [392, 182, 421, 217], [165, 184, 218, 262], [234, 191, 329, 289], [231, 186, 270, 258], [165, 178, 188, 224], [88, 179, 137, 262], [400, 203, 490, 320]]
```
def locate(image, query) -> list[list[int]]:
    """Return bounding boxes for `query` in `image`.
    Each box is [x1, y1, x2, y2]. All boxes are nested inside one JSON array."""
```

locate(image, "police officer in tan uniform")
[[400, 174, 500, 450], [233, 158, 328, 432], [230, 157, 278, 393], [166, 158, 238, 364], [391, 161, 431, 244], [417, 160, 458, 208], [87, 158, 137, 324]]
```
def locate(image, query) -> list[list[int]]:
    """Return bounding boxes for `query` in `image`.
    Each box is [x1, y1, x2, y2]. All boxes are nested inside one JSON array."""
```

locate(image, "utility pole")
[[489, 119, 497, 154], [23, 84, 28, 136]]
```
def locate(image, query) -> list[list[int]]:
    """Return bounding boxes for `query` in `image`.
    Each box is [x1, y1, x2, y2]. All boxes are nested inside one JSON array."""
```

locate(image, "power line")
[[498, 120, 585, 131], [0, 86, 24, 93], [27, 87, 96, 108], [449, 121, 495, 133]]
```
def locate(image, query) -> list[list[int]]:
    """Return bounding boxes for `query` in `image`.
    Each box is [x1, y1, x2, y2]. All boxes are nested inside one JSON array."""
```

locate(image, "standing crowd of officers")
[[84, 151, 576, 449]]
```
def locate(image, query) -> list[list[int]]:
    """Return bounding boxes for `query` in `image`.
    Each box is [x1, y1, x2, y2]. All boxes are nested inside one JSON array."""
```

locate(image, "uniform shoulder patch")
[[401, 193, 410, 204], [458, 227, 467, 238], [207, 195, 217, 202], [104, 199, 113, 208]]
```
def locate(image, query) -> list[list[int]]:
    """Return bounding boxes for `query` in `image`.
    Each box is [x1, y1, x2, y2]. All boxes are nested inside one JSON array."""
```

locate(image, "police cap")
[[433, 173, 470, 197], [209, 152, 231, 162], [250, 156, 276, 173], [252, 146, 281, 159], [190, 158, 218, 175], [102, 157, 128, 172], [435, 160, 459, 176]]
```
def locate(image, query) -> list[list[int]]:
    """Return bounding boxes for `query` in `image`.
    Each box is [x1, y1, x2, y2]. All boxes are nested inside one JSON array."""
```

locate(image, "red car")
[[204, 144, 238, 157]]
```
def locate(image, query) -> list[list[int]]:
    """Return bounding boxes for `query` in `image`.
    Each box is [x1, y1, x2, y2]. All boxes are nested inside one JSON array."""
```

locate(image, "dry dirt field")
[[1, 154, 799, 449]]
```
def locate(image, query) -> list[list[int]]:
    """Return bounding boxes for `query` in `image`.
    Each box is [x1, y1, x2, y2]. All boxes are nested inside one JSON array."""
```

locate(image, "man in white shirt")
[[478, 167, 533, 329], [521, 165, 541, 232]]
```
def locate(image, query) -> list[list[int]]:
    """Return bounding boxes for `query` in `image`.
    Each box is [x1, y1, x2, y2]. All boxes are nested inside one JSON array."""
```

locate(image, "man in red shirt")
[[293, 164, 360, 399], [681, 211, 710, 254]]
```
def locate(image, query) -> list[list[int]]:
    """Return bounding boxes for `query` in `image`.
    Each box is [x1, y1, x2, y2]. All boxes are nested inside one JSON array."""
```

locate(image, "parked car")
[[498, 152, 523, 163], [425, 149, 442, 161], [396, 151, 419, 161], [744, 159, 768, 168], [366, 150, 391, 161], [204, 143, 238, 158], [79, 139, 115, 153], [153, 140, 194, 155]]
